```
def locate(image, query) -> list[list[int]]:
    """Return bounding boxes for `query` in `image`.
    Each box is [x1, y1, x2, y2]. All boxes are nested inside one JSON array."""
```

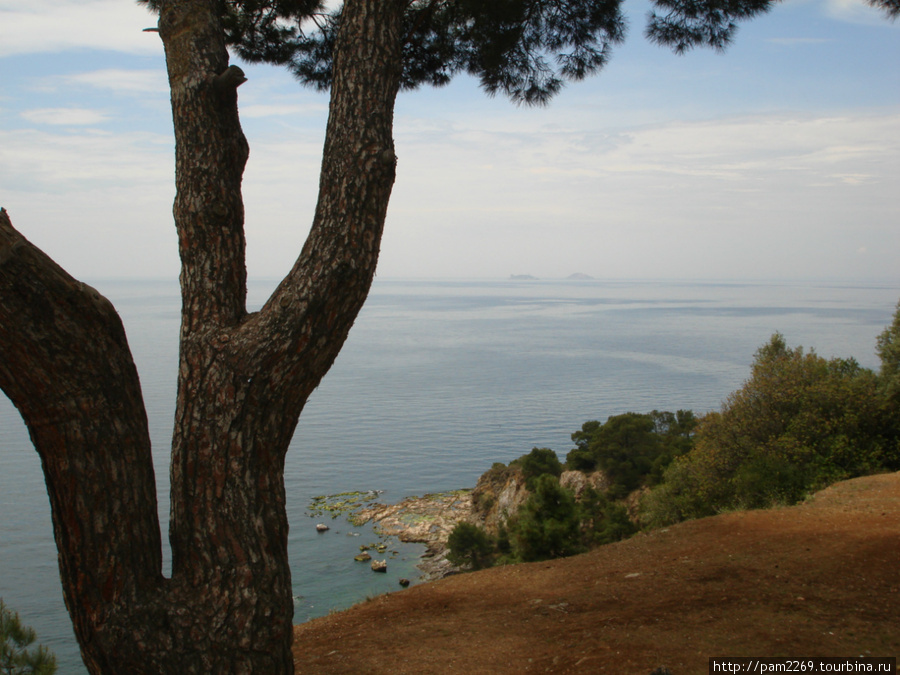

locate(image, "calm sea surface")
[[1, 278, 896, 672]]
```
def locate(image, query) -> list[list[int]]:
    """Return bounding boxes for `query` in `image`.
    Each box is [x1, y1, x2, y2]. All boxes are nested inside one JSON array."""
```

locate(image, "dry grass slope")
[[293, 472, 900, 674]]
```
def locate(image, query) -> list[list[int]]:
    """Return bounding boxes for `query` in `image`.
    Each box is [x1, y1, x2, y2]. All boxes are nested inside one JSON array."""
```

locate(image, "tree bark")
[[0, 0, 404, 671], [0, 208, 166, 673]]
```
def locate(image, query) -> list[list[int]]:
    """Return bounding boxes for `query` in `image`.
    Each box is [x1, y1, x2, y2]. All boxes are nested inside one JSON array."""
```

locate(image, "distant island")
[[508, 273, 595, 280]]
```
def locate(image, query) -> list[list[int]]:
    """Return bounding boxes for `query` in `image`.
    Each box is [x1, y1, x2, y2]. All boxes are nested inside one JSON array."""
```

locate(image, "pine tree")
[[2, 0, 896, 671]]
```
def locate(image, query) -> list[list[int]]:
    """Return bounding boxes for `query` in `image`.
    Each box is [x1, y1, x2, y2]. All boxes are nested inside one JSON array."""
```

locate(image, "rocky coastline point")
[[353, 489, 474, 580], [348, 468, 612, 580]]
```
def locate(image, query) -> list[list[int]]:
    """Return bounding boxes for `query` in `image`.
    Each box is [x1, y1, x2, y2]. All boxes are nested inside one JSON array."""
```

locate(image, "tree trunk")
[[0, 209, 166, 673], [0, 0, 404, 671]]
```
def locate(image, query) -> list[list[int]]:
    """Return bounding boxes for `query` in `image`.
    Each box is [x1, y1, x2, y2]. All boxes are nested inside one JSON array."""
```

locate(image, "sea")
[[1, 277, 896, 673]]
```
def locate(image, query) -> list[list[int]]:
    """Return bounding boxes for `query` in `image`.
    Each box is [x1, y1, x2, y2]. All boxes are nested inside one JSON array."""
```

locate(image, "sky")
[[0, 0, 898, 283]]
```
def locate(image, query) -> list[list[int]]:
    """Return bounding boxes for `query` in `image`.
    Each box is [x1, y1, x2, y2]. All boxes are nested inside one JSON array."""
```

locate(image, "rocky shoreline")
[[352, 490, 474, 580], [339, 468, 613, 582]]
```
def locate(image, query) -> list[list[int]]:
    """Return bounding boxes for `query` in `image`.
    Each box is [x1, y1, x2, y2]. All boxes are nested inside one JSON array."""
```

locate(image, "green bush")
[[876, 300, 900, 467], [0, 600, 57, 675], [565, 410, 696, 497], [510, 474, 583, 562], [565, 446, 597, 472], [730, 453, 810, 509], [877, 300, 900, 393], [460, 458, 644, 570], [510, 447, 563, 490], [577, 486, 637, 546], [567, 420, 601, 471], [642, 329, 899, 527], [447, 522, 495, 570]]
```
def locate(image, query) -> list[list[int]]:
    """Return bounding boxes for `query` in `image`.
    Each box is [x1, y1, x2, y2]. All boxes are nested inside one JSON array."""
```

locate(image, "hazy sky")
[[1, 0, 898, 282]]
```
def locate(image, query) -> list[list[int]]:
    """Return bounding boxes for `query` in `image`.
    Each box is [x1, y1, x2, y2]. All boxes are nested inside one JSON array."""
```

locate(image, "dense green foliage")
[[139, 0, 630, 104], [0, 600, 57, 675], [577, 486, 638, 546], [446, 522, 496, 570], [456, 304, 900, 569], [510, 447, 564, 489], [451, 436, 646, 566], [450, 473, 637, 566], [566, 410, 696, 497], [643, 323, 900, 527], [140, 0, 900, 104], [876, 300, 900, 414], [874, 302, 900, 472], [510, 474, 583, 561]]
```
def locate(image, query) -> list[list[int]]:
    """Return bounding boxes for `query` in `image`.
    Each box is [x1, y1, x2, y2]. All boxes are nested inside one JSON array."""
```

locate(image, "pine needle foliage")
[[0, 600, 57, 675], [137, 0, 899, 103]]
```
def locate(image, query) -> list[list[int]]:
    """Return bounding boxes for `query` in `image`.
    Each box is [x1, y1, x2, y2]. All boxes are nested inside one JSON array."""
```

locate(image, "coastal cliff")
[[354, 466, 613, 579]]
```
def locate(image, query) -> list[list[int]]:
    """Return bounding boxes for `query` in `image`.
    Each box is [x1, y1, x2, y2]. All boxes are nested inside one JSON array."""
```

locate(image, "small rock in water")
[[371, 559, 387, 573], [354, 552, 372, 562], [398, 578, 410, 587], [315, 523, 329, 532]]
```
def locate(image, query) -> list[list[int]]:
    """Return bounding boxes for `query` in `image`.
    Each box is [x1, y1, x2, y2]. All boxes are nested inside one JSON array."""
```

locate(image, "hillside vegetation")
[[447, 301, 900, 570], [293, 303, 900, 671]]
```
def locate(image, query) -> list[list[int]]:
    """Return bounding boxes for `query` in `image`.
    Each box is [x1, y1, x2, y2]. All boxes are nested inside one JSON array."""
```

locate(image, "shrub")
[[511, 447, 563, 490], [511, 474, 583, 562], [0, 599, 57, 675], [642, 331, 897, 526], [447, 522, 495, 570], [565, 410, 696, 497], [876, 300, 900, 467], [577, 486, 637, 546]]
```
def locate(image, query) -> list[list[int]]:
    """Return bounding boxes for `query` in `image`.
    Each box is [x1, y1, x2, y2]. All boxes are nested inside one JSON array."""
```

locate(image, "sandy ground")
[[293, 472, 899, 674]]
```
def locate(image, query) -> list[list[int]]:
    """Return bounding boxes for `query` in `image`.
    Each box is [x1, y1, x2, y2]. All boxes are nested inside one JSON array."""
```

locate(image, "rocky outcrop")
[[353, 490, 474, 580], [624, 486, 650, 522], [354, 490, 473, 544], [559, 470, 611, 498], [470, 466, 612, 535], [470, 465, 529, 536], [350, 466, 624, 580]]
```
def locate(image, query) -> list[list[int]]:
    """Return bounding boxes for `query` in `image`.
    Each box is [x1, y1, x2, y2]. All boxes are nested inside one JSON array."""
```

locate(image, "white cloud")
[[0, 125, 176, 279], [822, 0, 897, 23], [240, 103, 327, 119], [48, 69, 169, 95], [0, 127, 171, 190], [5, 95, 897, 280], [382, 108, 900, 279], [21, 107, 110, 126], [394, 110, 900, 194], [0, 0, 160, 57], [764, 37, 832, 45]]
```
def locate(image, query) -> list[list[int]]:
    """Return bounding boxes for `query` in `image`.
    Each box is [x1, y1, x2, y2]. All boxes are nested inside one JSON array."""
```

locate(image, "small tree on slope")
[[0, 600, 57, 675]]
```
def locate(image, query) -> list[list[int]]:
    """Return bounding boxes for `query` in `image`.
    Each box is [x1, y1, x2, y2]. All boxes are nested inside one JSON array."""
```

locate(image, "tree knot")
[[214, 66, 248, 92]]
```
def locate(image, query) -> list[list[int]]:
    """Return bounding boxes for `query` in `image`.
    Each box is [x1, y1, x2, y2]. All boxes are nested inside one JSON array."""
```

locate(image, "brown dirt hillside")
[[293, 472, 900, 674]]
